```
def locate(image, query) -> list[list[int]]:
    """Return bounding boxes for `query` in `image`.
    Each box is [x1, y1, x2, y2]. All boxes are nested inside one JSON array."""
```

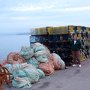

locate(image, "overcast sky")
[[0, 0, 90, 34]]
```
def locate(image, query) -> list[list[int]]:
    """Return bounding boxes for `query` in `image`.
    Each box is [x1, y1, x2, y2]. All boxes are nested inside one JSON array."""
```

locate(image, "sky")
[[0, 0, 90, 34]]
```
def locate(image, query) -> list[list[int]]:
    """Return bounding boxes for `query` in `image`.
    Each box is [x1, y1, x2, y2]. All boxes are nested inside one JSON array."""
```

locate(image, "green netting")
[[23, 68, 39, 83], [34, 45, 46, 52], [27, 58, 39, 68], [13, 70, 26, 78], [37, 69, 45, 79], [13, 64, 40, 83], [5, 64, 13, 74], [20, 46, 34, 60], [32, 43, 50, 53], [12, 77, 32, 88], [35, 55, 49, 63]]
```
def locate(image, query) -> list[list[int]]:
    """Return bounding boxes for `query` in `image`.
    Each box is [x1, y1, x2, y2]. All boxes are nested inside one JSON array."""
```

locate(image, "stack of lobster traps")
[[30, 25, 90, 65]]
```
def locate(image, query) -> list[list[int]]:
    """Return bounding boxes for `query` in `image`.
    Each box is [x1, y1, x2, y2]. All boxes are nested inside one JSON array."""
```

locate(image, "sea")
[[0, 34, 30, 61]]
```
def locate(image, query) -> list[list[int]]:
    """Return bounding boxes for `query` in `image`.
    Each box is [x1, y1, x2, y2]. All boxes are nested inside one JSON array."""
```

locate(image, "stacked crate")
[[68, 25, 90, 61], [68, 25, 74, 33], [30, 25, 90, 65]]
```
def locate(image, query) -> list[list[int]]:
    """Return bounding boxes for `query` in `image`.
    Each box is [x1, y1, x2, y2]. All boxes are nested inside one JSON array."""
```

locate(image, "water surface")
[[0, 34, 30, 60]]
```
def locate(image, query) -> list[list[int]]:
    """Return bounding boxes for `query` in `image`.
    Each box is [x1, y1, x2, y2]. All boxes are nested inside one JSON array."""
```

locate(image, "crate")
[[40, 28, 47, 35], [55, 26, 68, 34], [77, 34, 81, 39], [30, 36, 36, 43], [81, 26, 86, 32], [48, 27, 56, 35], [77, 26, 81, 33], [62, 34, 69, 40], [86, 27, 90, 33], [48, 35, 58, 42], [47, 26, 68, 35], [68, 26, 74, 33], [80, 52, 86, 61]]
